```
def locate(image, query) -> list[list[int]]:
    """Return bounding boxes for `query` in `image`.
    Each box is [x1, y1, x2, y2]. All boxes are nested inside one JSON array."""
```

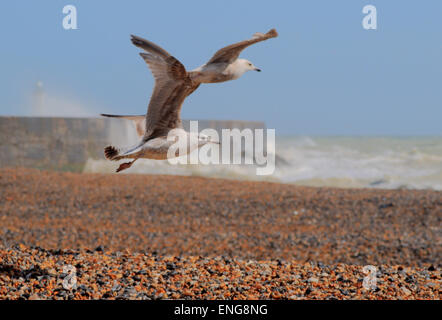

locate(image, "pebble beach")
[[0, 168, 440, 299]]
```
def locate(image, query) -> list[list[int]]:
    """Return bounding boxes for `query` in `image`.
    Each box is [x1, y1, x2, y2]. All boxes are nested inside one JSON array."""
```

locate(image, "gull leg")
[[116, 159, 138, 173]]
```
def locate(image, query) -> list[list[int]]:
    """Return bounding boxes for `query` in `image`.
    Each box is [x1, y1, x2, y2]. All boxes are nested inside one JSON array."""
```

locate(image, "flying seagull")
[[102, 28, 278, 172]]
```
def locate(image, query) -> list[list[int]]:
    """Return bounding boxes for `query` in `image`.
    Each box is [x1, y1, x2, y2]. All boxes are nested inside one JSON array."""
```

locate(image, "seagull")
[[102, 28, 278, 172]]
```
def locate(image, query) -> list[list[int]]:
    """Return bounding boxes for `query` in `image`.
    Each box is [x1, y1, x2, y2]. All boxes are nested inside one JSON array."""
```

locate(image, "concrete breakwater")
[[0, 117, 265, 172]]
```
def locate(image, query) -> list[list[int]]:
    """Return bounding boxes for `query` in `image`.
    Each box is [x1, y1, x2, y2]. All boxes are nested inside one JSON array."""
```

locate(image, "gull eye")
[[248, 63, 252, 66]]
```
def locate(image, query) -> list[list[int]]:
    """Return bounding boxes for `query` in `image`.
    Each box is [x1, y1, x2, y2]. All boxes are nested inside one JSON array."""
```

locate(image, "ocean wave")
[[84, 136, 442, 191]]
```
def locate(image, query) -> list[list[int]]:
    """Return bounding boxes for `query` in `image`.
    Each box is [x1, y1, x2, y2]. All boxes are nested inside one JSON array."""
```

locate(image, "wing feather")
[[132, 37, 197, 140], [101, 114, 146, 137], [206, 28, 278, 65], [130, 34, 172, 59]]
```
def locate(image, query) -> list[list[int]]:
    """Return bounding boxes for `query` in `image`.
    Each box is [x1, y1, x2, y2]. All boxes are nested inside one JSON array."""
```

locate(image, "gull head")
[[238, 58, 261, 73], [198, 134, 220, 146], [226, 59, 261, 80]]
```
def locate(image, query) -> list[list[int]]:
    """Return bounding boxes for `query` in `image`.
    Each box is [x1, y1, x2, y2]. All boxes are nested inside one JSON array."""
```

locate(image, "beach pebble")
[[0, 168, 440, 300]]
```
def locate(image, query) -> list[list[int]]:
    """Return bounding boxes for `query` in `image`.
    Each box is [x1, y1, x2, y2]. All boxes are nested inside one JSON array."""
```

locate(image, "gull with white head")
[[102, 29, 278, 172]]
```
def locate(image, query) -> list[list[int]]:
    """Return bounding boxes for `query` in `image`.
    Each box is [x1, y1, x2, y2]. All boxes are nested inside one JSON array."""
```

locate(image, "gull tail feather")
[[104, 142, 144, 161], [104, 146, 120, 161]]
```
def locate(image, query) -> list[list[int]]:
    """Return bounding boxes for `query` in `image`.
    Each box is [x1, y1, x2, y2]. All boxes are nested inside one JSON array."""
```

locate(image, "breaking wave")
[[84, 133, 442, 190]]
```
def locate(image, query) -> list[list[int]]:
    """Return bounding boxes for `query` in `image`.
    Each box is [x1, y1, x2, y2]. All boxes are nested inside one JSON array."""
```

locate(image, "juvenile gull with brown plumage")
[[102, 29, 278, 172]]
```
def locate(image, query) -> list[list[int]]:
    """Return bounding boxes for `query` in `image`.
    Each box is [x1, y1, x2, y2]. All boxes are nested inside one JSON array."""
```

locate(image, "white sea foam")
[[272, 136, 442, 190], [84, 132, 442, 190]]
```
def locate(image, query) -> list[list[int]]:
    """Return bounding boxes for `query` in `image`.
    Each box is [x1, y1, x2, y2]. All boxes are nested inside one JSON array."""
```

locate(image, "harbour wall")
[[0, 117, 265, 172]]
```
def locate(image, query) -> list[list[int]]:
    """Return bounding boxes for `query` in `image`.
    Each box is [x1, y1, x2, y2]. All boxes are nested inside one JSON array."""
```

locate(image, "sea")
[[84, 135, 442, 191]]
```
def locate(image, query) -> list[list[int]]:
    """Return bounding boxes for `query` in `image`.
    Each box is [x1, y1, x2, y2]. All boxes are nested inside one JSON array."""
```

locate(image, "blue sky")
[[0, 1, 441, 135]]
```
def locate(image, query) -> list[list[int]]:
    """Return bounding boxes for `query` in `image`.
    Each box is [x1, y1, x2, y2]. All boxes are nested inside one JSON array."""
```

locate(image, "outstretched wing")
[[130, 35, 195, 140], [206, 28, 278, 65]]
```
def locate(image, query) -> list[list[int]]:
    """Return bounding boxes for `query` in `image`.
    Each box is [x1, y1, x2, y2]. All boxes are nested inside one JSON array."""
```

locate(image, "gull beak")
[[255, 68, 261, 72]]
